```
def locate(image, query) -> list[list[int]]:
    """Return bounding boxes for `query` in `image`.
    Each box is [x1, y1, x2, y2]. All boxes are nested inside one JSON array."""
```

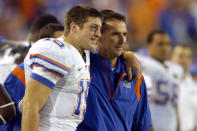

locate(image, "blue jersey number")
[[154, 80, 178, 106], [44, 38, 65, 48], [154, 80, 169, 105], [72, 79, 90, 118], [53, 39, 64, 48]]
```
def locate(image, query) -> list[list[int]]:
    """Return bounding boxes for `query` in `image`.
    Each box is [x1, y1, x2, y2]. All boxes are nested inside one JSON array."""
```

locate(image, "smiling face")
[[100, 19, 127, 58], [76, 17, 102, 53]]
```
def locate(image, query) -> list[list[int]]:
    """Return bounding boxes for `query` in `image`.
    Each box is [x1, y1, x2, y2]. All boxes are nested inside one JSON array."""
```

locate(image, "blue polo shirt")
[[77, 53, 151, 131]]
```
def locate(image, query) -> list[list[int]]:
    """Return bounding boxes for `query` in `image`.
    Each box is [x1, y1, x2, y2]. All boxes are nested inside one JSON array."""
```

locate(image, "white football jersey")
[[136, 54, 183, 131], [179, 73, 197, 131], [24, 37, 90, 131]]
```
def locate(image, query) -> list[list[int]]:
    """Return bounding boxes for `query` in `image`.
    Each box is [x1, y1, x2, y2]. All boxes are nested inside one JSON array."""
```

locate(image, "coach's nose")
[[95, 29, 101, 39]]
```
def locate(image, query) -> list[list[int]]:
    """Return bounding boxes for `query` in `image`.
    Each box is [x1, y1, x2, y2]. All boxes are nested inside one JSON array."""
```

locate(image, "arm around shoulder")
[[123, 51, 142, 81]]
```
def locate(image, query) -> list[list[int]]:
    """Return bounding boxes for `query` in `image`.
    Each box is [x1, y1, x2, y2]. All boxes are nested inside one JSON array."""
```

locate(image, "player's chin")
[[88, 44, 97, 53], [116, 52, 122, 57], [161, 55, 168, 61]]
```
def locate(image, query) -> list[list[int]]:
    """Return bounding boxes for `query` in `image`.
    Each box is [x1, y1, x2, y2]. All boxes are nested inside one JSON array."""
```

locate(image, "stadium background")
[[0, 0, 197, 65]]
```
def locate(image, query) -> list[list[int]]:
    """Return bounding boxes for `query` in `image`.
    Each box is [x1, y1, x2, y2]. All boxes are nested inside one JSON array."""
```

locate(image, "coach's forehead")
[[105, 19, 127, 32]]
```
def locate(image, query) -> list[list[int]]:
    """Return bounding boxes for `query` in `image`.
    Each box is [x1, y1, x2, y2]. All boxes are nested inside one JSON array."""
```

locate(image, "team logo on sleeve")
[[123, 80, 131, 88]]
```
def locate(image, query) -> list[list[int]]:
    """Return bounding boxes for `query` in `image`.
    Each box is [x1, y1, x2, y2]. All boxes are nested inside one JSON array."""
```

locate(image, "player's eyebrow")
[[90, 24, 100, 28]]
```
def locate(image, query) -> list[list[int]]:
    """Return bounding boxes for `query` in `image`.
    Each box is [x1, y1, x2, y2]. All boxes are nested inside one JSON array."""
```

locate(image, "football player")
[[0, 15, 61, 131], [22, 5, 102, 131], [136, 30, 183, 131], [171, 45, 197, 131]]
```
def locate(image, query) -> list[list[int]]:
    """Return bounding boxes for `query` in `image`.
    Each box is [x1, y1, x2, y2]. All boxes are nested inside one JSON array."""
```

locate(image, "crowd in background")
[[1, 0, 197, 69], [0, 0, 197, 74]]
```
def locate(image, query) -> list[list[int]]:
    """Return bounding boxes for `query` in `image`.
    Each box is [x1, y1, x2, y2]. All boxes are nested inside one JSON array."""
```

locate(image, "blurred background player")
[[39, 23, 64, 39], [136, 30, 183, 131], [171, 45, 197, 131], [0, 14, 60, 84], [0, 16, 62, 131], [190, 62, 197, 82]]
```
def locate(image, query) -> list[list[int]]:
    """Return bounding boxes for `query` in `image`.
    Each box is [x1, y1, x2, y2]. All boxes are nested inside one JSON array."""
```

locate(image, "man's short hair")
[[100, 10, 126, 33], [30, 14, 60, 33], [64, 4, 101, 36], [146, 30, 167, 44], [39, 23, 64, 39], [173, 44, 191, 50]]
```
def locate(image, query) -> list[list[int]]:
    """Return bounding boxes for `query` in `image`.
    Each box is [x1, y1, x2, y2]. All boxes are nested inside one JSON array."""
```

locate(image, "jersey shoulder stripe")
[[30, 62, 64, 78], [30, 54, 70, 72], [30, 73, 55, 89]]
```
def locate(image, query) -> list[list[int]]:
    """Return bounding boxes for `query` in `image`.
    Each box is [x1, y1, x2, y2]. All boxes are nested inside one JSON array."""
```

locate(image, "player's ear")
[[70, 22, 79, 33]]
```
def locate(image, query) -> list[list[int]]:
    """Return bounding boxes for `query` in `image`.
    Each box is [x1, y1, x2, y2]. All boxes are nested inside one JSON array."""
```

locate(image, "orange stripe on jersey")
[[135, 75, 143, 102], [12, 67, 25, 86], [112, 73, 127, 100], [30, 54, 71, 71], [31, 64, 64, 78]]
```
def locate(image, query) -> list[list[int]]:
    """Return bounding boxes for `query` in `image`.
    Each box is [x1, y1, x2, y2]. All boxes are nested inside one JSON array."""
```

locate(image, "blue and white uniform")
[[179, 73, 197, 131], [24, 37, 90, 131], [136, 54, 183, 131]]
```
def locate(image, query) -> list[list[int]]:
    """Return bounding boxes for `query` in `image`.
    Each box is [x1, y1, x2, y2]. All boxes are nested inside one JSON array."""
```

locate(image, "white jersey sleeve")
[[24, 38, 72, 89], [165, 61, 184, 81], [143, 73, 152, 96]]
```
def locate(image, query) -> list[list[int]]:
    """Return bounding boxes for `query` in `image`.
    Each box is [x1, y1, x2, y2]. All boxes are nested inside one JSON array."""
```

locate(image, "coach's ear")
[[0, 84, 16, 125]]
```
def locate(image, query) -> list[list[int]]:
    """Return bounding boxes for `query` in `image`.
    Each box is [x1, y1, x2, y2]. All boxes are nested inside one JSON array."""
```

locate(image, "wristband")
[[124, 51, 134, 59]]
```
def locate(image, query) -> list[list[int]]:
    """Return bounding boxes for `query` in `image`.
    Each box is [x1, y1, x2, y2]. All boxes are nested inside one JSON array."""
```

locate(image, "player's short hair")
[[39, 23, 64, 39], [171, 44, 193, 58], [100, 10, 126, 33], [64, 4, 101, 36], [146, 30, 167, 44], [30, 14, 60, 33], [173, 44, 191, 50]]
